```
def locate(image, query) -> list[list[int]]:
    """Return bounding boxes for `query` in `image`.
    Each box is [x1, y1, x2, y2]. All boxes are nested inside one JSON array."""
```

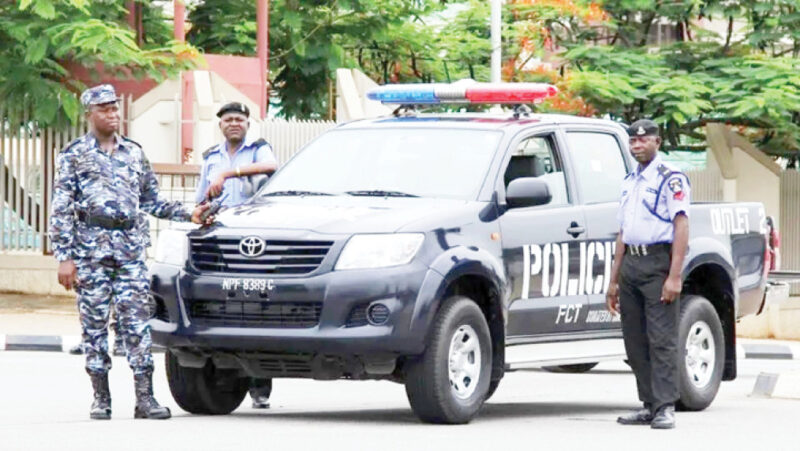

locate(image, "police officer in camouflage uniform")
[[49, 84, 212, 420], [606, 119, 690, 430], [197, 101, 278, 409]]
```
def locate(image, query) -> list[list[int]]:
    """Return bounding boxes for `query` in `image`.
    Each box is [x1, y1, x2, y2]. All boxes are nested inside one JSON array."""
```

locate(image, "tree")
[[0, 0, 199, 127], [188, 0, 460, 118], [501, 0, 800, 158]]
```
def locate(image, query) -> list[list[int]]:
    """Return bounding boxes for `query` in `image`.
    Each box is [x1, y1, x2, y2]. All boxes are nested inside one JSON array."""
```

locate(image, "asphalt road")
[[1, 351, 797, 451]]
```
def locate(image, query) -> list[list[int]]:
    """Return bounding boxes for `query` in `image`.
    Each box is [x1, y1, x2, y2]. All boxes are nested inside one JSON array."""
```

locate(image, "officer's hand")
[[57, 260, 78, 291], [191, 203, 214, 225], [206, 175, 226, 200], [606, 282, 620, 315], [661, 275, 681, 304]]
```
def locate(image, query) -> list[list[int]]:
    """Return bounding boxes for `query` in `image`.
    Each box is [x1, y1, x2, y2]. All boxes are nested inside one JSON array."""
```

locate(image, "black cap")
[[216, 102, 250, 118], [627, 119, 659, 137]]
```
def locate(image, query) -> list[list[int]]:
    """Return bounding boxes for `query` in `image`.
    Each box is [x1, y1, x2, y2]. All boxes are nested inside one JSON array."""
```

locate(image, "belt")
[[625, 242, 671, 257], [77, 211, 135, 231]]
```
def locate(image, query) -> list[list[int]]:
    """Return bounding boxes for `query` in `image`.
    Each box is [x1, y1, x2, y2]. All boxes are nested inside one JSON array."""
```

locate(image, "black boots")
[[133, 371, 171, 419], [89, 373, 112, 420], [650, 404, 676, 429], [616, 406, 653, 425]]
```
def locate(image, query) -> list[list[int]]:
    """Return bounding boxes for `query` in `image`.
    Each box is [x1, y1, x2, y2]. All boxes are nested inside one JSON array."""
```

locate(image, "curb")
[[752, 371, 800, 399], [0, 334, 165, 353], [0, 334, 795, 359]]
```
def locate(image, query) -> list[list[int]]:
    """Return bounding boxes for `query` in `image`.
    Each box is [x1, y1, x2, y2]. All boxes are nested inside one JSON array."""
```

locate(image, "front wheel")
[[676, 295, 725, 411], [165, 351, 249, 415], [404, 296, 492, 424]]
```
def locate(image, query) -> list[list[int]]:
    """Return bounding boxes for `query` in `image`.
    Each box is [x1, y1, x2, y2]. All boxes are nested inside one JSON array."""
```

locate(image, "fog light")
[[366, 303, 390, 326]]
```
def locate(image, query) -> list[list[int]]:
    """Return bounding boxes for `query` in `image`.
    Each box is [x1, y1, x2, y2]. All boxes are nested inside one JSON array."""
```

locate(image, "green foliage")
[[188, 0, 471, 118], [0, 0, 198, 127], [516, 0, 800, 157]]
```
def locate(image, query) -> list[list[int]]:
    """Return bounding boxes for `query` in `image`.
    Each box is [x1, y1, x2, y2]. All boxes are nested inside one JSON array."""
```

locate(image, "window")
[[261, 128, 501, 200], [566, 132, 627, 204], [503, 135, 568, 206]]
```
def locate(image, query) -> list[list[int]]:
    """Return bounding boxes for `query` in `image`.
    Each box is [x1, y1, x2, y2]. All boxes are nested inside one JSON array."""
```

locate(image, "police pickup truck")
[[149, 82, 770, 424]]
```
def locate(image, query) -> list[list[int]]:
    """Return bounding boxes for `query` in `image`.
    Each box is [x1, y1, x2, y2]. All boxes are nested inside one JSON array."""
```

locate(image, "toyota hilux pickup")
[[149, 83, 771, 424]]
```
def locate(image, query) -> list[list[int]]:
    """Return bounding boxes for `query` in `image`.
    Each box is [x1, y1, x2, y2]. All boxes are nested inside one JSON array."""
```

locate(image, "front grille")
[[189, 300, 322, 328], [190, 237, 333, 275], [254, 354, 314, 376]]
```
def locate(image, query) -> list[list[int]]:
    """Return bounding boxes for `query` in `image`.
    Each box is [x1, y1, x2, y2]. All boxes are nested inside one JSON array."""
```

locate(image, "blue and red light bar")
[[366, 81, 558, 105]]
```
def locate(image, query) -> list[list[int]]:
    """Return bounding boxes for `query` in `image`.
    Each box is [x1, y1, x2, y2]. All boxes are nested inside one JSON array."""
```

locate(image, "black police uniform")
[[617, 119, 691, 428]]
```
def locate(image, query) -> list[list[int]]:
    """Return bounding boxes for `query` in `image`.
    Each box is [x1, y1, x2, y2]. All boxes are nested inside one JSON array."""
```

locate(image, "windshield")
[[259, 128, 502, 200]]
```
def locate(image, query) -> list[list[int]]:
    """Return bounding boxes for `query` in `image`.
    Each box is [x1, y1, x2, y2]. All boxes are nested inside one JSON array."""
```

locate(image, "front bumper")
[[148, 261, 443, 357]]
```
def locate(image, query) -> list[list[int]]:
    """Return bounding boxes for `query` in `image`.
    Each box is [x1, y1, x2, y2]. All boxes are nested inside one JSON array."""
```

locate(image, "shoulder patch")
[[202, 144, 218, 159], [121, 136, 142, 149]]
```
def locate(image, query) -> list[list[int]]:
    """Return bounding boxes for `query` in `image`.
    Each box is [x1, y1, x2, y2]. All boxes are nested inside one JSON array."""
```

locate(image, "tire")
[[484, 379, 501, 401], [165, 350, 249, 415], [404, 296, 493, 424], [676, 295, 725, 411], [542, 363, 599, 374]]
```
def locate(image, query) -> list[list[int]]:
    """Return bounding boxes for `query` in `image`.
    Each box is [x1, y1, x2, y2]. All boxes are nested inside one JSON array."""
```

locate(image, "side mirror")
[[506, 177, 551, 209]]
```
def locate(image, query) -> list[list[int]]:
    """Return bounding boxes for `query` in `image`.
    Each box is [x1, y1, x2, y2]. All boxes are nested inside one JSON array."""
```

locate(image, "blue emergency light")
[[366, 81, 557, 105]]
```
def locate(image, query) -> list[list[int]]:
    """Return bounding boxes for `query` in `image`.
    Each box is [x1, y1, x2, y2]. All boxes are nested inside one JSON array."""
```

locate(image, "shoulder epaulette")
[[60, 137, 82, 153], [656, 164, 673, 178], [202, 144, 218, 159], [121, 136, 142, 148], [253, 138, 268, 147]]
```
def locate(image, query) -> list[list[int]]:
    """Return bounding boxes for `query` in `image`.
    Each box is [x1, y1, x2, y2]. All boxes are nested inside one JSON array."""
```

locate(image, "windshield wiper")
[[262, 190, 333, 197], [346, 190, 419, 198]]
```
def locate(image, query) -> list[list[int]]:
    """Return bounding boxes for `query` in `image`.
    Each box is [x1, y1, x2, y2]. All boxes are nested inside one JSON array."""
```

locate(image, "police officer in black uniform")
[[606, 119, 691, 430]]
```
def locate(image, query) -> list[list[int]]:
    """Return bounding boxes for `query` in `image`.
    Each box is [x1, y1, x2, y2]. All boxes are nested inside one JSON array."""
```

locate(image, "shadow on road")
[[225, 400, 636, 425]]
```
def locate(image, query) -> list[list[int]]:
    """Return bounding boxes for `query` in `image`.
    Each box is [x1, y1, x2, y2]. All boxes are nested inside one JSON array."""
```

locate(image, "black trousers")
[[619, 249, 679, 410], [249, 378, 272, 399]]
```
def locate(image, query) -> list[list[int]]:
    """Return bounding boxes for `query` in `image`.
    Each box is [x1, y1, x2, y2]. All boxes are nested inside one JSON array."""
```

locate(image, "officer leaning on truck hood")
[[195, 101, 278, 409], [605, 119, 691, 430], [195, 102, 278, 206], [49, 84, 213, 421]]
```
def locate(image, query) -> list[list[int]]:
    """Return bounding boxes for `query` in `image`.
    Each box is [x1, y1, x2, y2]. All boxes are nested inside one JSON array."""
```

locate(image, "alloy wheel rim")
[[448, 324, 481, 399], [685, 320, 716, 388]]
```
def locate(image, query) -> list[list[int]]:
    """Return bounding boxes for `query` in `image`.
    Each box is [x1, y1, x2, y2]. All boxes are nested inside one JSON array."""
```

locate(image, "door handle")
[[567, 221, 585, 238]]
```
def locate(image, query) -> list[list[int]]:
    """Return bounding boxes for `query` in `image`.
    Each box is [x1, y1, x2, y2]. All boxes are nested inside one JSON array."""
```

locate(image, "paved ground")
[[1, 291, 798, 450], [0, 351, 797, 451]]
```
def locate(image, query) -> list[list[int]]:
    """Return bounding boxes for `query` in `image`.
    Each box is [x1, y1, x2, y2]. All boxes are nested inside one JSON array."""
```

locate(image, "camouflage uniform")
[[49, 126, 191, 378]]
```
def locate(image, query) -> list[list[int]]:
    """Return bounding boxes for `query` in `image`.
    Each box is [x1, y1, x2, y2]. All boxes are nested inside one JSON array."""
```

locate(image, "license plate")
[[221, 278, 275, 295]]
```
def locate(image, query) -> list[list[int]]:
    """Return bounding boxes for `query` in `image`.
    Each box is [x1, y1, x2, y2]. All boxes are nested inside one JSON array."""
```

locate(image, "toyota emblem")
[[239, 236, 265, 258]]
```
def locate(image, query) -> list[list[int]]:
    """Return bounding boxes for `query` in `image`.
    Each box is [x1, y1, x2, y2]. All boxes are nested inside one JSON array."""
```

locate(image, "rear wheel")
[[542, 363, 599, 374], [676, 295, 725, 411], [165, 351, 248, 415], [404, 296, 492, 424]]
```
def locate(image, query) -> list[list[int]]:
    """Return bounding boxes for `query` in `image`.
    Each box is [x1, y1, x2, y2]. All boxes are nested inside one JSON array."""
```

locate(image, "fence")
[[686, 169, 724, 202], [780, 171, 800, 295], [0, 110, 331, 256], [262, 119, 337, 164]]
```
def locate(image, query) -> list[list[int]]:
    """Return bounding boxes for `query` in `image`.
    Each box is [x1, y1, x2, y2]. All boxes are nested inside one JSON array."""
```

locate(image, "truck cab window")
[[503, 135, 568, 206], [565, 132, 627, 204]]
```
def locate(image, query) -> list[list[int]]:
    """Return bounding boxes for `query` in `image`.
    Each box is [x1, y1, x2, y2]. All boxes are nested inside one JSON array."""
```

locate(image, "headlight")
[[154, 229, 189, 266], [335, 233, 425, 270]]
